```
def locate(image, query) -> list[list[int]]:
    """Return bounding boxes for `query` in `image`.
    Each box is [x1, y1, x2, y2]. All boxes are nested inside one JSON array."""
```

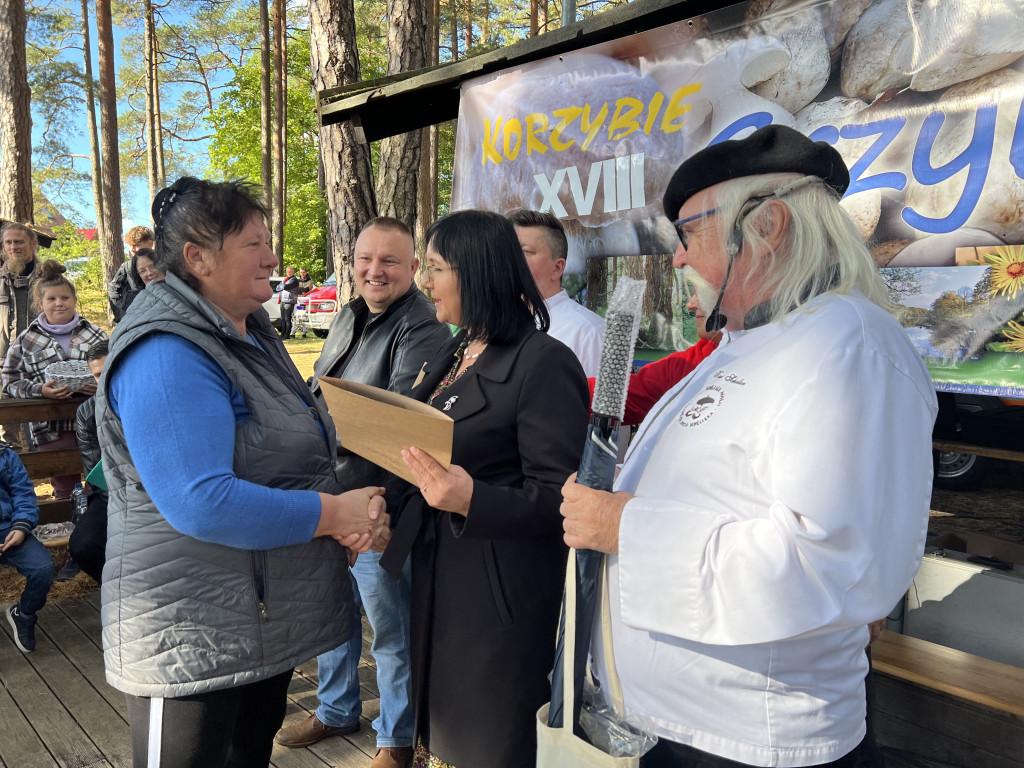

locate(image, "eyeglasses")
[[672, 208, 718, 251], [424, 264, 453, 276]]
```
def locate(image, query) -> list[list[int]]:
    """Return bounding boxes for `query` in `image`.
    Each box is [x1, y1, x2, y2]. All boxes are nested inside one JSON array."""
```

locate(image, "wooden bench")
[[0, 396, 89, 533], [871, 630, 1024, 767]]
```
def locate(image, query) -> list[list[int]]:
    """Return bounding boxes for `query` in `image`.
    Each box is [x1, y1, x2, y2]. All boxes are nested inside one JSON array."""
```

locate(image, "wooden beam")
[[872, 630, 1024, 718], [0, 397, 85, 424], [317, 0, 745, 138], [19, 450, 82, 480], [37, 499, 74, 526], [932, 440, 1024, 463]]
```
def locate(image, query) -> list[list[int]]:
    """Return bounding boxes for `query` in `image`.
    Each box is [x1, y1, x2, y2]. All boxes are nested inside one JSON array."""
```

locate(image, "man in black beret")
[[560, 124, 938, 767]]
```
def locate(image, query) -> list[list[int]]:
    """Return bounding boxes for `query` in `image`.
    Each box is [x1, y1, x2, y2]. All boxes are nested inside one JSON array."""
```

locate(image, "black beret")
[[662, 124, 850, 219]]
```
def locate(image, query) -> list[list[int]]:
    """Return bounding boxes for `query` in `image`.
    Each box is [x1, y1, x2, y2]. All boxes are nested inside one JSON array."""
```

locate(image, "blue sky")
[[31, 7, 225, 232]]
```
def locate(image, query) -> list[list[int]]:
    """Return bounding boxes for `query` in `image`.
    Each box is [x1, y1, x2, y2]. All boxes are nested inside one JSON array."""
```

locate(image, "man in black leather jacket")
[[276, 217, 451, 768]]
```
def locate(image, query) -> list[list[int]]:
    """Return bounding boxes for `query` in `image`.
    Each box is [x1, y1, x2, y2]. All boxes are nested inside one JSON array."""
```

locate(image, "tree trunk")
[[144, 0, 159, 203], [463, 0, 472, 52], [449, 0, 458, 61], [415, 0, 440, 261], [260, 0, 273, 214], [80, 0, 104, 233], [0, 0, 34, 223], [96, 0, 125, 320], [272, 0, 287, 267], [530, 0, 538, 37], [150, 6, 165, 189], [308, 0, 376, 305], [376, 0, 428, 228], [539, 0, 548, 34]]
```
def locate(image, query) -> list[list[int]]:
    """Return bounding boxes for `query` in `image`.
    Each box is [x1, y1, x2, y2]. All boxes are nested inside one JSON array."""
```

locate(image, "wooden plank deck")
[[0, 590, 377, 768], [0, 590, 971, 768]]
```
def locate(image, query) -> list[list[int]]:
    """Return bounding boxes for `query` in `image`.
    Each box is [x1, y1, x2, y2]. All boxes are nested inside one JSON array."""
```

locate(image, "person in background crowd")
[[279, 266, 299, 339], [134, 247, 164, 286], [0, 222, 43, 450], [1, 440, 55, 653], [2, 260, 107, 499], [380, 209, 589, 768], [276, 218, 451, 768], [96, 176, 388, 768], [69, 339, 109, 584], [108, 225, 155, 323], [509, 209, 604, 378], [297, 267, 315, 294], [0, 223, 42, 367], [560, 125, 937, 768]]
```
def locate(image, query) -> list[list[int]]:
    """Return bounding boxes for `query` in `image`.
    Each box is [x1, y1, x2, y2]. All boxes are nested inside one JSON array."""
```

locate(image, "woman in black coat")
[[382, 210, 589, 768]]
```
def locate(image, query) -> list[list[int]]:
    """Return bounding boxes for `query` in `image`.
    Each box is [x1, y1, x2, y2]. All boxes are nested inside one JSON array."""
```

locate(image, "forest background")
[[0, 0, 627, 310]]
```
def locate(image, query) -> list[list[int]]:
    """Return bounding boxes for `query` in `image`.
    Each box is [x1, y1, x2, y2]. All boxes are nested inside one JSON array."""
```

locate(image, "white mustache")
[[682, 267, 720, 315]]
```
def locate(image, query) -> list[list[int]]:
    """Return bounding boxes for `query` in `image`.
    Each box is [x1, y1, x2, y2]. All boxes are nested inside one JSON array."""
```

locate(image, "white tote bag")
[[536, 550, 639, 768]]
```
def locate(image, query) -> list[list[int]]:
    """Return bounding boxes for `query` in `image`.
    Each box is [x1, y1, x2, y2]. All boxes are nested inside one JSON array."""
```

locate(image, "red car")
[[293, 272, 338, 338]]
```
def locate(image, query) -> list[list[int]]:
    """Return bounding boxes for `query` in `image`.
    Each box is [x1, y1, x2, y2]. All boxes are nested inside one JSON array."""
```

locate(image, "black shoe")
[[57, 556, 80, 582], [7, 605, 36, 653]]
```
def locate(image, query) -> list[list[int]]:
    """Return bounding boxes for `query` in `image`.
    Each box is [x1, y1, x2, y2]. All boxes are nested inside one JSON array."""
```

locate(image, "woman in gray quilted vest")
[[95, 176, 390, 768]]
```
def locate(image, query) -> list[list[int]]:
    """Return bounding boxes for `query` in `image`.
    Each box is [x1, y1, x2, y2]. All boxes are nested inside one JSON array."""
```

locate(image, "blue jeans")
[[0, 527, 55, 617], [316, 550, 413, 748]]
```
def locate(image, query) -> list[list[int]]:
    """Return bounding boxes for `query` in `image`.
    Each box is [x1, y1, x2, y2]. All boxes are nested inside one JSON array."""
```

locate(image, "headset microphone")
[[703, 222, 744, 333]]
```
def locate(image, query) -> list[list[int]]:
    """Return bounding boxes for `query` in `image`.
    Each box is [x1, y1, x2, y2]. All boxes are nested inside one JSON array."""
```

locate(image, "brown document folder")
[[318, 377, 454, 485]]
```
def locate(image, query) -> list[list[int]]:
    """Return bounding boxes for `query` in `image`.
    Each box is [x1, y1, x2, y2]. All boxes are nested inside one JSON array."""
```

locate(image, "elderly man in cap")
[[560, 125, 937, 768]]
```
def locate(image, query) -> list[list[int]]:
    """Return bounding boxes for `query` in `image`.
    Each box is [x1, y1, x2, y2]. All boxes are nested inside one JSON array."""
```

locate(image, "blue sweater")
[[0, 446, 39, 535], [108, 334, 322, 550]]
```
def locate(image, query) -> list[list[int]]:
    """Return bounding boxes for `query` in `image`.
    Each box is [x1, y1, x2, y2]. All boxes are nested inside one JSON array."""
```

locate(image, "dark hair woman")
[[381, 209, 589, 768], [95, 176, 388, 767]]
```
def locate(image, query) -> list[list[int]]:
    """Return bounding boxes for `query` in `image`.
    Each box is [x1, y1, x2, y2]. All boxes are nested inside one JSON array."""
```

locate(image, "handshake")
[[315, 487, 391, 561]]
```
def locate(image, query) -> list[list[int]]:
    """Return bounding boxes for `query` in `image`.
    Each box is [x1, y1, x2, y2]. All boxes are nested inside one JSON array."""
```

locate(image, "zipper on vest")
[[251, 550, 269, 621]]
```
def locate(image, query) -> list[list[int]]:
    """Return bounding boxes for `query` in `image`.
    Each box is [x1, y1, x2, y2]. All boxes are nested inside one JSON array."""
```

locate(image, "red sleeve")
[[622, 339, 718, 425]]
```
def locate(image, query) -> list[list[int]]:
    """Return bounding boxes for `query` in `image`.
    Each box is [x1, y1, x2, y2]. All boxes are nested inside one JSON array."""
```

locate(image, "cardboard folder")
[[318, 377, 454, 485]]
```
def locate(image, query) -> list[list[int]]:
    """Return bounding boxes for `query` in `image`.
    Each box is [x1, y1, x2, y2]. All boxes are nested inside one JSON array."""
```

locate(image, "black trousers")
[[280, 303, 295, 339], [639, 735, 882, 768], [68, 493, 107, 583], [125, 669, 293, 768]]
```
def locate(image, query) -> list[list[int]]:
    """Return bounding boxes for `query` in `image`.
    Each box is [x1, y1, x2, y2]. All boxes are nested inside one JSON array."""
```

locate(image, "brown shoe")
[[371, 746, 414, 768], [274, 713, 360, 748]]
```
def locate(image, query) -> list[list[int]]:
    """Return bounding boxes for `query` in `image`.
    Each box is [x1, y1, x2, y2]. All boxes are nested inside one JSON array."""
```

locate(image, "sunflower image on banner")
[[885, 245, 1024, 397]]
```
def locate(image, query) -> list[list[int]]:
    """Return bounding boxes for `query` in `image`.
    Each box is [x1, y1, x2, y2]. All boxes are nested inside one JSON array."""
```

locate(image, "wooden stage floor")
[[0, 590, 377, 767], [0, 590, 954, 768]]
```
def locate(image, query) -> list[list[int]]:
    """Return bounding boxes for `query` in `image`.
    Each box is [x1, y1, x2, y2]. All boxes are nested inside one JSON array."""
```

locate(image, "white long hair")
[[703, 173, 889, 325]]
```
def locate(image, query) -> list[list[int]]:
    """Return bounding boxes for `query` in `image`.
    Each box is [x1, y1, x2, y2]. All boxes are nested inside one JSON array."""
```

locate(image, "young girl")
[[2, 259, 108, 499]]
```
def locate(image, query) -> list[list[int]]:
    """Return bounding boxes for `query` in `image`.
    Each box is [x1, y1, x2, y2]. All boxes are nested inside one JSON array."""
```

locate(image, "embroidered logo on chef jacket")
[[678, 384, 725, 427]]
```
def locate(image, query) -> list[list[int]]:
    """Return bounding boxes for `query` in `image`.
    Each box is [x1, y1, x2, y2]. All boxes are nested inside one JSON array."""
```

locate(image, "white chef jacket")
[[593, 291, 937, 767], [545, 289, 604, 378]]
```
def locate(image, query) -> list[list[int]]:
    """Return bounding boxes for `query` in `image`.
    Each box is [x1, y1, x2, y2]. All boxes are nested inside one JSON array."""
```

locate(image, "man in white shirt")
[[560, 125, 937, 768], [509, 209, 604, 377]]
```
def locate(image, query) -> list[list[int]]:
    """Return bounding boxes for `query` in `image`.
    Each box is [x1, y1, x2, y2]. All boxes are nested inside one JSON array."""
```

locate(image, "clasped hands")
[[317, 487, 391, 565]]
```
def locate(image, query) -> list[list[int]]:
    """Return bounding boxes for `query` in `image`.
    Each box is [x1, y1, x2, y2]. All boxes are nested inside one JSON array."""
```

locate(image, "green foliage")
[[43, 223, 106, 292], [206, 29, 329, 282]]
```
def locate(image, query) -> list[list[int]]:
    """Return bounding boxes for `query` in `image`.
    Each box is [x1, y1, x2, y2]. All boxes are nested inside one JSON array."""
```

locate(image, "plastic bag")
[[579, 676, 658, 758], [34, 521, 74, 541]]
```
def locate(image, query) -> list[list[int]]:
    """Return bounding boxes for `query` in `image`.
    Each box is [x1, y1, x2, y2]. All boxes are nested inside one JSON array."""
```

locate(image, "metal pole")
[[562, 0, 576, 27]]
